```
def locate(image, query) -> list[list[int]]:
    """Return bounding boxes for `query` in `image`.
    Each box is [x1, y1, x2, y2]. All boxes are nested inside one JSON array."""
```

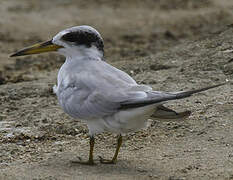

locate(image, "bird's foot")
[[98, 156, 117, 164], [71, 157, 96, 166]]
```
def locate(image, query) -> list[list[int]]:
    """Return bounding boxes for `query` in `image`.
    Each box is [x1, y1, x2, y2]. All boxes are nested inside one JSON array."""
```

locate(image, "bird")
[[10, 25, 225, 165]]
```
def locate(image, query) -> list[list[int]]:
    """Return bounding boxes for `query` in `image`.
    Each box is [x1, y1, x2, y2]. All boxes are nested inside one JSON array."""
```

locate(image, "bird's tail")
[[152, 105, 191, 119]]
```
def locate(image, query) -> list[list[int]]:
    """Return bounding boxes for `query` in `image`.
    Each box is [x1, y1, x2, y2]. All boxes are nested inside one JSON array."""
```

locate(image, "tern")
[[11, 25, 225, 165]]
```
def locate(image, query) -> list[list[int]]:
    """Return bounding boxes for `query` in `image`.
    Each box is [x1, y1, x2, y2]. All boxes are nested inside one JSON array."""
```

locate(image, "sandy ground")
[[0, 0, 233, 179]]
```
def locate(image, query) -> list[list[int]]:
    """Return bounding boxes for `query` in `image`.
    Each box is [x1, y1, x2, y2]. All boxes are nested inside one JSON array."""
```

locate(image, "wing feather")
[[57, 59, 225, 119], [119, 83, 225, 109]]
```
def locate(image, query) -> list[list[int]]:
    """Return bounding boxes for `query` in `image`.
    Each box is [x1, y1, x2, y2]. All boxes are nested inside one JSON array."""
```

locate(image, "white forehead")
[[52, 25, 102, 42]]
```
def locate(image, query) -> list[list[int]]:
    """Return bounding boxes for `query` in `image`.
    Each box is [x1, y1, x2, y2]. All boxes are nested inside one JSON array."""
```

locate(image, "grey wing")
[[59, 83, 148, 119], [58, 58, 225, 119], [58, 61, 152, 119], [59, 81, 224, 120], [119, 83, 225, 109]]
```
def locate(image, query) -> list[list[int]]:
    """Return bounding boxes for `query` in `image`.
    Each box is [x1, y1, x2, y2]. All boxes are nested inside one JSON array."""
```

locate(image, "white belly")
[[86, 104, 156, 135]]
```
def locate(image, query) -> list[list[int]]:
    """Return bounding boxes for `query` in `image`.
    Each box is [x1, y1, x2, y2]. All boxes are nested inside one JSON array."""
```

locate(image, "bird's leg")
[[71, 136, 95, 165], [99, 135, 122, 164]]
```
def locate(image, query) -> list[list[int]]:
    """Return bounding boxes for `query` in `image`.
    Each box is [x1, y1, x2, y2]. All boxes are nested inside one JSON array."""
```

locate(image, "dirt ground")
[[0, 0, 233, 179]]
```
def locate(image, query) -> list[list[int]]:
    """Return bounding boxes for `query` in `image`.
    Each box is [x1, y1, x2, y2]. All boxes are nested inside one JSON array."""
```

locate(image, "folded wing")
[[119, 83, 225, 109], [61, 81, 224, 120]]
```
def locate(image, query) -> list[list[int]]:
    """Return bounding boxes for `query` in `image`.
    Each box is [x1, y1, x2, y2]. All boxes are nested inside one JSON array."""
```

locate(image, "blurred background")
[[0, 0, 233, 179], [1, 0, 232, 84]]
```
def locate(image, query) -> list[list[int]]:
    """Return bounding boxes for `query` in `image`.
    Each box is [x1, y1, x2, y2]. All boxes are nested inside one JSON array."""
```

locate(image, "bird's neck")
[[61, 45, 104, 60]]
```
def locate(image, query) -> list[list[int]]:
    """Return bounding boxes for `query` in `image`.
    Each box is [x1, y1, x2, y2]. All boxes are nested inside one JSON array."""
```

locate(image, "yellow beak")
[[10, 40, 63, 57]]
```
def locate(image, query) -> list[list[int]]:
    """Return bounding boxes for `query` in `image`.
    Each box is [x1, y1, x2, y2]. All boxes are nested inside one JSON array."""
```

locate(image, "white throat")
[[58, 45, 103, 60]]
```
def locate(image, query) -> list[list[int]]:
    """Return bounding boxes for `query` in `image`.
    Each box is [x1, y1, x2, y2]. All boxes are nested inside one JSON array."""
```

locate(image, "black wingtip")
[[119, 82, 228, 110], [176, 82, 227, 99]]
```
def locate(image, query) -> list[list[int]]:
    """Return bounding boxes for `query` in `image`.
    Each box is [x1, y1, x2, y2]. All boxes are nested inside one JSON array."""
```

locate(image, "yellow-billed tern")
[[11, 25, 225, 165]]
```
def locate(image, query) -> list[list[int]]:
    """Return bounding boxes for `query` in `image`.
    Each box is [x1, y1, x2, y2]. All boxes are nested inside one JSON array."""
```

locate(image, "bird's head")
[[10, 25, 104, 58]]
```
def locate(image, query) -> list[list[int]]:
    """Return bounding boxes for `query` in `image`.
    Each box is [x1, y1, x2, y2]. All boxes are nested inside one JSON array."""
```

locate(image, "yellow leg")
[[99, 135, 122, 164], [71, 136, 95, 165]]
